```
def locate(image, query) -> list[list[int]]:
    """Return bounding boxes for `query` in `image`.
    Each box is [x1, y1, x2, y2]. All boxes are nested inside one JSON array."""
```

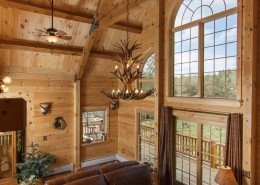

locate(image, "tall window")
[[173, 0, 237, 99], [139, 54, 155, 95], [81, 107, 108, 144], [176, 119, 226, 185], [138, 112, 155, 167]]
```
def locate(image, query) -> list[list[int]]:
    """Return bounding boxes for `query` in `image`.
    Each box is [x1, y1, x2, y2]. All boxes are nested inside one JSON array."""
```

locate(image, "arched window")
[[139, 53, 155, 96], [173, 0, 237, 99]]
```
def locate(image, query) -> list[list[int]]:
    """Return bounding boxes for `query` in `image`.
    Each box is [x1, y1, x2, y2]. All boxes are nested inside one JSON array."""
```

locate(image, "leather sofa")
[[45, 161, 152, 185]]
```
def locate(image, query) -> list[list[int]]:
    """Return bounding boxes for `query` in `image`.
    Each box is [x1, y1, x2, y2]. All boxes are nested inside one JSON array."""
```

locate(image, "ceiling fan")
[[36, 0, 72, 43]]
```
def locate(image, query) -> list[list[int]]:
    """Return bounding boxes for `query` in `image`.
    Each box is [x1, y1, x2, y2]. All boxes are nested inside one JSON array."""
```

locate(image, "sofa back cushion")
[[44, 168, 99, 185], [103, 164, 151, 185], [99, 161, 139, 174], [65, 175, 107, 185]]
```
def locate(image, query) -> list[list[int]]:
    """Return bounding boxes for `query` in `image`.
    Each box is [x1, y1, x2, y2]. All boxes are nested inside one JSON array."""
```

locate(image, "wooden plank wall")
[[117, 0, 156, 160], [0, 75, 75, 167], [255, 3, 260, 184], [80, 58, 118, 160]]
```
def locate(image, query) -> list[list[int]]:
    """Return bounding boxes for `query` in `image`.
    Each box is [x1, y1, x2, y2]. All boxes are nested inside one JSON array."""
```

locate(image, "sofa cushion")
[[99, 160, 139, 174], [103, 164, 151, 185], [44, 168, 100, 185], [65, 175, 107, 185]]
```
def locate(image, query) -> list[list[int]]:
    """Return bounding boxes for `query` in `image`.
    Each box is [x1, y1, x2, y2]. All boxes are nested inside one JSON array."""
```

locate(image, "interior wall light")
[[40, 103, 51, 115], [0, 76, 12, 93]]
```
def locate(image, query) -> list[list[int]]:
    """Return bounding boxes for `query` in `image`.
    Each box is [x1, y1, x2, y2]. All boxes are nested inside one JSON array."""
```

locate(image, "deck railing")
[[176, 133, 225, 167]]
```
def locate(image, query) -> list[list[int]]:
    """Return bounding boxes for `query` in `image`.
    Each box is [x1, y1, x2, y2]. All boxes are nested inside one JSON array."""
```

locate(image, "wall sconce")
[[0, 76, 12, 93], [110, 101, 119, 110], [40, 103, 51, 115]]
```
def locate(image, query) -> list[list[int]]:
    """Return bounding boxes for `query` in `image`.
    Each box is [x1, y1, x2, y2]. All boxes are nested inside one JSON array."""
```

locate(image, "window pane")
[[226, 0, 237, 10], [190, 74, 198, 85], [138, 112, 155, 166], [191, 38, 198, 50], [226, 70, 236, 84], [204, 47, 214, 60], [175, 64, 182, 74], [175, 42, 182, 53], [175, 31, 182, 42], [215, 45, 225, 58], [215, 17, 226, 32], [174, 75, 182, 85], [202, 6, 213, 18], [204, 85, 214, 97], [205, 21, 214, 34], [226, 28, 237, 43], [182, 40, 191, 51], [82, 109, 107, 143], [174, 86, 181, 96], [182, 52, 190, 63], [182, 63, 190, 74], [204, 60, 214, 73], [227, 42, 237, 57], [190, 50, 198, 61], [191, 26, 198, 38], [211, 0, 225, 14], [182, 75, 189, 85], [227, 14, 237, 29], [175, 4, 186, 27], [215, 31, 226, 45], [190, 62, 198, 73], [182, 9, 193, 25], [182, 28, 191, 40], [175, 53, 182, 64], [204, 73, 214, 85], [204, 34, 214, 47], [226, 57, 236, 70], [215, 58, 225, 71], [192, 7, 202, 22]]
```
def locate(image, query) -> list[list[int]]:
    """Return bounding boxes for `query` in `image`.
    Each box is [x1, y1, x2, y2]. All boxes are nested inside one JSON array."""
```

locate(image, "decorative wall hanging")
[[52, 117, 67, 130]]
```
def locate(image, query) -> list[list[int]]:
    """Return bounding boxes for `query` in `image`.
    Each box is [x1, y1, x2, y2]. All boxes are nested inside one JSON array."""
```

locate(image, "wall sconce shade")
[[110, 101, 119, 110], [52, 117, 67, 130], [214, 166, 238, 185], [40, 103, 51, 115], [0, 76, 12, 93]]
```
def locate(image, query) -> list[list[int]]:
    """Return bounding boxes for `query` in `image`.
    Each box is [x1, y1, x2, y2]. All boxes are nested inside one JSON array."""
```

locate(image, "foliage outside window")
[[173, 0, 237, 99], [176, 119, 226, 184], [139, 53, 155, 96], [82, 107, 108, 144], [138, 112, 155, 167]]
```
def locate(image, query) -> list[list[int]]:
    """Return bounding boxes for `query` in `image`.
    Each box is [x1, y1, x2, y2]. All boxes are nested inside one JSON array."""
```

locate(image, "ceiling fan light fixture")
[[47, 35, 58, 43]]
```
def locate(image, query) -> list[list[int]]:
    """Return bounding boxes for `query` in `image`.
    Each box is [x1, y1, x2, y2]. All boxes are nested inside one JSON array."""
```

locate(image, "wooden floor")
[[176, 152, 218, 185]]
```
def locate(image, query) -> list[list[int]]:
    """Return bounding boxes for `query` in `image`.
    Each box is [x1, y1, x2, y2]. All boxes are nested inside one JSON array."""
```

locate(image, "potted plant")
[[15, 142, 54, 185]]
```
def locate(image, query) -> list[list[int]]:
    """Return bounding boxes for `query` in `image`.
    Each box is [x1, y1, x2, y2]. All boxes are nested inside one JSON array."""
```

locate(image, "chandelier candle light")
[[100, 40, 155, 100], [0, 76, 12, 93], [101, 0, 155, 100]]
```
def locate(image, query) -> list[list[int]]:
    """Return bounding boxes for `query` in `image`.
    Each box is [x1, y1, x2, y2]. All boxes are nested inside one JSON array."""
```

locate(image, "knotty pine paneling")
[[80, 67, 118, 160], [0, 78, 74, 167], [255, 4, 260, 184]]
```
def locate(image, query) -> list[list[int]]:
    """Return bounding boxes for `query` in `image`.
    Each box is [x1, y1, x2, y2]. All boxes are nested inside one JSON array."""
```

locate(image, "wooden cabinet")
[[0, 132, 16, 181]]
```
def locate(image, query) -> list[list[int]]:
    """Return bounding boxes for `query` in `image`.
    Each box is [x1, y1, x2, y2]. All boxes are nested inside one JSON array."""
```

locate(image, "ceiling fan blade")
[[56, 30, 68, 36], [58, 35, 72, 41], [35, 29, 48, 34]]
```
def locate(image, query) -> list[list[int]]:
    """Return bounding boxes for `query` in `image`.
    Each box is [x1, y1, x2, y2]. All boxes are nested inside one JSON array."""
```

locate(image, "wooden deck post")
[[210, 141, 217, 168]]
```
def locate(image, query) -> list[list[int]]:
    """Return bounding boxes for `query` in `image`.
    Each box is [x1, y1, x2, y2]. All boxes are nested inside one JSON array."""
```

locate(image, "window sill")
[[165, 96, 242, 108], [81, 140, 110, 147]]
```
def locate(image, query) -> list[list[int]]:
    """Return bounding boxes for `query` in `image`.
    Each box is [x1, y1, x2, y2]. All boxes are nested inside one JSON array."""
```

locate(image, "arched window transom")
[[173, 0, 237, 99]]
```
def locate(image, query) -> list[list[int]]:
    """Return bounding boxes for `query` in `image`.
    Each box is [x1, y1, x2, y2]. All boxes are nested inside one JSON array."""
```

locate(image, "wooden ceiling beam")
[[98, 0, 149, 30], [0, 0, 142, 34], [89, 50, 122, 60], [0, 38, 121, 59], [0, 39, 83, 56]]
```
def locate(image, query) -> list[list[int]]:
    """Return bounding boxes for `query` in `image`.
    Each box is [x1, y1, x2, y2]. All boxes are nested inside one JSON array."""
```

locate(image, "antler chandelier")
[[100, 40, 155, 100], [0, 76, 12, 93]]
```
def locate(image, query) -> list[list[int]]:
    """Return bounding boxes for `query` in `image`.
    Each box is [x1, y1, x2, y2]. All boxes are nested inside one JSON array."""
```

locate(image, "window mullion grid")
[[198, 22, 204, 98]]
